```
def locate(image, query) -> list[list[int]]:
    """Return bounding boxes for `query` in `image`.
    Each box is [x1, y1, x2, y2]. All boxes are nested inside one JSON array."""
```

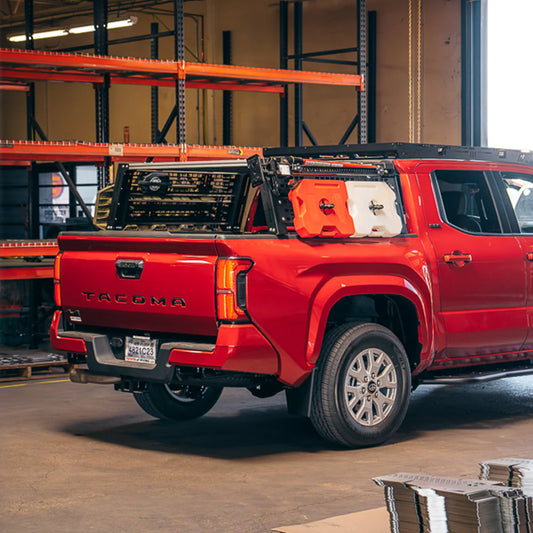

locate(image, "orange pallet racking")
[[0, 140, 262, 164], [0, 48, 363, 93], [0, 240, 58, 280], [0, 47, 362, 165]]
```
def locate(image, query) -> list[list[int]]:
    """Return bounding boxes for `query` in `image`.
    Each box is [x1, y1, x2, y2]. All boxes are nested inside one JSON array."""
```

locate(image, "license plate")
[[125, 336, 157, 364]]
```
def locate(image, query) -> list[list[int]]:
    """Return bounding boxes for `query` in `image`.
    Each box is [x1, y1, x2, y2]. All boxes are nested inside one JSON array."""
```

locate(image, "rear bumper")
[[167, 323, 279, 375], [50, 310, 279, 382]]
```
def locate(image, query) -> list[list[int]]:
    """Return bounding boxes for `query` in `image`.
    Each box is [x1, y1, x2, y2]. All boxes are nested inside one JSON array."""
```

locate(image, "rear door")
[[416, 163, 527, 359], [493, 168, 533, 351]]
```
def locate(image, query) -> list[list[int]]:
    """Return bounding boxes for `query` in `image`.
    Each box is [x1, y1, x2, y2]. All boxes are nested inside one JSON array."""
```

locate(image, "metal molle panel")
[[123, 169, 247, 232]]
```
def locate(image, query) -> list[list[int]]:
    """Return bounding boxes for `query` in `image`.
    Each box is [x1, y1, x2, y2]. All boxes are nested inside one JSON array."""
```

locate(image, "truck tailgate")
[[57, 233, 218, 337]]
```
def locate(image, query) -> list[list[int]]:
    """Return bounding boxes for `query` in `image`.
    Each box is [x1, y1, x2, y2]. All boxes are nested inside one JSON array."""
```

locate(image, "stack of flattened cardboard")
[[481, 458, 533, 494], [373, 473, 446, 533], [374, 474, 416, 532], [481, 458, 533, 532], [374, 472, 528, 533]]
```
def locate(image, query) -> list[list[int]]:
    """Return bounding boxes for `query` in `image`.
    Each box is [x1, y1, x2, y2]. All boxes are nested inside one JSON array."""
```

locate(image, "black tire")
[[310, 323, 411, 448], [134, 383, 223, 421]]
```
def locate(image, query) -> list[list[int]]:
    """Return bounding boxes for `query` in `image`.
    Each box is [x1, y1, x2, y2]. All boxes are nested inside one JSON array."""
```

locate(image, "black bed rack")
[[247, 154, 401, 237]]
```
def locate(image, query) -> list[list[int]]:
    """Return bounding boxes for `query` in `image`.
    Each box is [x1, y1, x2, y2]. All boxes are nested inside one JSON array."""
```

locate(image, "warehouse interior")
[[0, 0, 464, 343], [2, 1, 533, 532]]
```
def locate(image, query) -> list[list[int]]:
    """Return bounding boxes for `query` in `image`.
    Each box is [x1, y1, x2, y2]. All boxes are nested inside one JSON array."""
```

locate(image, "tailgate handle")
[[115, 259, 144, 279]]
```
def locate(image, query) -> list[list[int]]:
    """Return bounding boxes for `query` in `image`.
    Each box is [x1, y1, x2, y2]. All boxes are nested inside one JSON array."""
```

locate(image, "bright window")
[[487, 0, 533, 150]]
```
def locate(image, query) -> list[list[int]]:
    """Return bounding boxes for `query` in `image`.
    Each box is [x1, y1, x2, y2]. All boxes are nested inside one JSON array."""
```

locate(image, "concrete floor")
[[1, 372, 533, 532]]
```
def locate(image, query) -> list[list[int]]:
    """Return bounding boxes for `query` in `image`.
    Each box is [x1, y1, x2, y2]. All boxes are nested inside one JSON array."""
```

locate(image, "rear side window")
[[433, 170, 502, 234], [500, 171, 533, 233]]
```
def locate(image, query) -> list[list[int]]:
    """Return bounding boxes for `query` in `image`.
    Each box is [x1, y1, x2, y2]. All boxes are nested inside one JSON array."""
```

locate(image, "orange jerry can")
[[289, 180, 355, 238]]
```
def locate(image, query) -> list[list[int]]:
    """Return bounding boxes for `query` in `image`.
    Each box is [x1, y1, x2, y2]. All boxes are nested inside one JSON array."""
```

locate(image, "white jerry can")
[[345, 181, 403, 238]]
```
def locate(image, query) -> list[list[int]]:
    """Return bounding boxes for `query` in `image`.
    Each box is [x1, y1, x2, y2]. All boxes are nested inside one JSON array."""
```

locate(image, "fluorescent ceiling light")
[[68, 24, 95, 35], [8, 35, 27, 43], [9, 29, 68, 42], [8, 17, 137, 42], [108, 18, 137, 30]]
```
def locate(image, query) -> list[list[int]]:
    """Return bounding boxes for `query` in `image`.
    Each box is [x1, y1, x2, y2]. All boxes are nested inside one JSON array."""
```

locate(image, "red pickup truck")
[[51, 143, 533, 448]]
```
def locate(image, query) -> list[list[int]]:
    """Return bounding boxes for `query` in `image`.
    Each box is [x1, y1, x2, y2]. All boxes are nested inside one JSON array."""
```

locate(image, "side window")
[[433, 170, 502, 234], [500, 172, 533, 233]]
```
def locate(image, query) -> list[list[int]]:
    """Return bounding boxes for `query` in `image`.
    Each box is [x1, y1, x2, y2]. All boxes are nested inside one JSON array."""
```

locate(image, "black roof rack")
[[263, 142, 533, 166]]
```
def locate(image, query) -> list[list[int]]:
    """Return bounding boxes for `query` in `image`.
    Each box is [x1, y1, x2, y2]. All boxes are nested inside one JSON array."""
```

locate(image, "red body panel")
[[215, 236, 433, 384]]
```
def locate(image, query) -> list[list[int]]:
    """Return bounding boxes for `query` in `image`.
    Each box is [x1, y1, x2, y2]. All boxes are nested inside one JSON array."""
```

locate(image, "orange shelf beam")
[[0, 240, 57, 279], [0, 140, 262, 164], [186, 61, 362, 87], [0, 240, 59, 257], [0, 48, 363, 92], [0, 81, 29, 92], [0, 265, 54, 280], [1, 67, 286, 94]]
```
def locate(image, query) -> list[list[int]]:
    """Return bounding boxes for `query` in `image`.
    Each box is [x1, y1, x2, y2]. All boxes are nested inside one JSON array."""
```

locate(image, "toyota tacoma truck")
[[51, 143, 533, 448]]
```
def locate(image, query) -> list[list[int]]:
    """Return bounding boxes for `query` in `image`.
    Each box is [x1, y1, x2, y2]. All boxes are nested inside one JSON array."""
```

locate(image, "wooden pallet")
[[0, 354, 72, 382]]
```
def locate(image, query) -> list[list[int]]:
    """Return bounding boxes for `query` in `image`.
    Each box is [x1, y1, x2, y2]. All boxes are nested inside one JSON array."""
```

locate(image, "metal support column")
[[367, 10, 377, 143], [24, 0, 35, 142], [294, 1, 303, 147], [93, 0, 109, 186], [357, 0, 367, 144], [283, 1, 367, 146], [28, 164, 40, 348], [222, 31, 233, 146], [25, 0, 39, 348], [461, 0, 487, 146], [279, 1, 289, 147], [27, 166, 39, 241], [150, 22, 159, 144], [174, 0, 186, 145]]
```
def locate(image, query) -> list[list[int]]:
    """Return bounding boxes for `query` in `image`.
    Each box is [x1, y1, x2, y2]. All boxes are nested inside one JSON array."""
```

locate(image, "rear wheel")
[[310, 323, 411, 448], [134, 383, 223, 420]]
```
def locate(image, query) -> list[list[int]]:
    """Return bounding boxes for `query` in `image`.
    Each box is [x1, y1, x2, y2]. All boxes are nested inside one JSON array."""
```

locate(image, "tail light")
[[216, 258, 253, 322], [53, 252, 62, 306]]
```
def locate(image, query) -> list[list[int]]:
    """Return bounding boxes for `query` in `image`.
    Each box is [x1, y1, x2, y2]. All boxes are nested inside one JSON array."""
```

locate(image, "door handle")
[[444, 252, 472, 266], [527, 253, 533, 262]]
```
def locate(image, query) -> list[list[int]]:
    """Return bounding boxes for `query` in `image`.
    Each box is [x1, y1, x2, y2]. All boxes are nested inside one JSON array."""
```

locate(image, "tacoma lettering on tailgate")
[[81, 291, 186, 307]]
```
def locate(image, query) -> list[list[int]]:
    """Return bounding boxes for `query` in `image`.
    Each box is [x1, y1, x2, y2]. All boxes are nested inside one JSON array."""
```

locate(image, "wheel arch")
[[306, 274, 433, 374]]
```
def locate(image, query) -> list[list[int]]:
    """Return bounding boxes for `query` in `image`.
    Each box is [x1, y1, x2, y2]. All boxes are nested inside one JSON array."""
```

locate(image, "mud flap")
[[286, 370, 315, 417]]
